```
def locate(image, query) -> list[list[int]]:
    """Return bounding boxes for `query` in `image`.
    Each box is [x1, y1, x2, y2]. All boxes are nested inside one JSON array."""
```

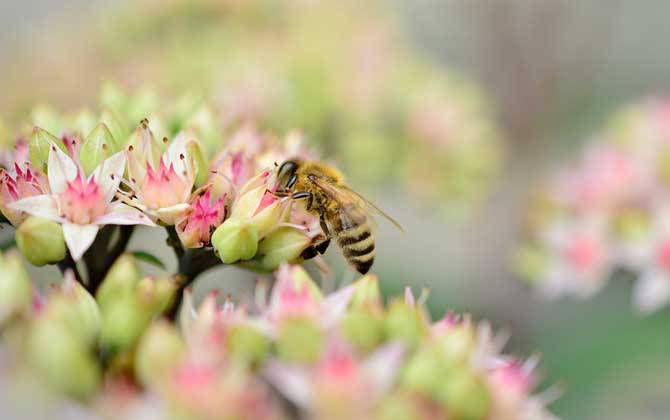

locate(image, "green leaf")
[[131, 251, 166, 270]]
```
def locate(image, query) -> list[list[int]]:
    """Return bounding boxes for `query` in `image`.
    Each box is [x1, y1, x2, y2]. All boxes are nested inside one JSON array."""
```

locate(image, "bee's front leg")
[[291, 191, 313, 211]]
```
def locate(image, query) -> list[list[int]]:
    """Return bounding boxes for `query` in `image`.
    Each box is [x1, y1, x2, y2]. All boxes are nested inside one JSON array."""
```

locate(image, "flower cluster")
[[0, 97, 325, 276], [517, 98, 670, 313], [0, 0, 503, 217], [0, 256, 558, 420]]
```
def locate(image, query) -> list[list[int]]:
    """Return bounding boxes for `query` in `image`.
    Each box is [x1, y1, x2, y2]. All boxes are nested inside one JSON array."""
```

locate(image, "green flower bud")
[[15, 216, 66, 266], [96, 254, 141, 310], [186, 139, 208, 187], [136, 276, 177, 315], [80, 123, 121, 175], [100, 294, 150, 353], [384, 300, 426, 348], [350, 274, 382, 309], [27, 319, 101, 400], [99, 109, 128, 148], [30, 105, 62, 135], [276, 318, 323, 363], [226, 323, 271, 366], [401, 345, 446, 398], [438, 369, 491, 420], [438, 326, 476, 365], [257, 227, 312, 270], [212, 217, 259, 263], [0, 251, 32, 324], [135, 320, 186, 388], [71, 109, 97, 138], [341, 308, 383, 352], [46, 275, 101, 346], [185, 106, 221, 154], [29, 127, 61, 172]]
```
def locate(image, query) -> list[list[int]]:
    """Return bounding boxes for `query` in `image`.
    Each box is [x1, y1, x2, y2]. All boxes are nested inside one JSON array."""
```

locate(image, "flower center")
[[61, 174, 107, 224], [140, 159, 189, 209]]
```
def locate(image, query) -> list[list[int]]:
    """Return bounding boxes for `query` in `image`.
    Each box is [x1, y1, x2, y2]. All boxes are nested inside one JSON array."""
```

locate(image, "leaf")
[[131, 251, 166, 270]]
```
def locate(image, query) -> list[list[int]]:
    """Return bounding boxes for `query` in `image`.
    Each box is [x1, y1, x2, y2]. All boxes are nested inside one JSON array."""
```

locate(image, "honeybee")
[[275, 158, 402, 274]]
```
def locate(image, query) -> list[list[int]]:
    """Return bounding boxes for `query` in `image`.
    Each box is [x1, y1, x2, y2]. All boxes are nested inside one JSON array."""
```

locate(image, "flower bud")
[[136, 276, 177, 315], [15, 216, 66, 266], [99, 294, 150, 353], [438, 369, 491, 420], [276, 318, 323, 363], [401, 345, 445, 398], [349, 274, 382, 310], [437, 324, 477, 365], [384, 300, 427, 348], [99, 109, 127, 148], [45, 274, 101, 345], [96, 254, 141, 311], [71, 109, 97, 138], [257, 226, 313, 270], [27, 318, 101, 400], [341, 308, 383, 352], [80, 123, 121, 176], [0, 251, 32, 324], [186, 139, 209, 187], [211, 217, 259, 263], [226, 323, 271, 366], [135, 320, 186, 388], [29, 127, 61, 172]]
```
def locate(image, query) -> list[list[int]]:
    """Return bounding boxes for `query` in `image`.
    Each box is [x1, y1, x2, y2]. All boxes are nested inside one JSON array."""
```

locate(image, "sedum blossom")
[[9, 143, 154, 260]]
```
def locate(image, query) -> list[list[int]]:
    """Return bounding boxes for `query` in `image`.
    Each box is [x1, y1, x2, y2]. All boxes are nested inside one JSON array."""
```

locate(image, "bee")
[[274, 158, 402, 274]]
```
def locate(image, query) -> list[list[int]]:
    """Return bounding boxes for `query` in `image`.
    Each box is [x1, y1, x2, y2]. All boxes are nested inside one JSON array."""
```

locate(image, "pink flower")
[[176, 189, 226, 248], [9, 144, 154, 260], [0, 162, 49, 225], [124, 129, 195, 225]]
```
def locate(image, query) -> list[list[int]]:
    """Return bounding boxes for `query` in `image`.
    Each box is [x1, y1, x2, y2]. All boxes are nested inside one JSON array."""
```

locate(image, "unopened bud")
[[257, 227, 313, 270], [100, 294, 150, 353], [0, 251, 32, 324], [341, 309, 383, 352], [135, 320, 186, 388], [136, 276, 177, 315], [350, 274, 382, 309], [276, 318, 323, 363], [96, 254, 141, 310], [211, 217, 259, 263], [27, 319, 101, 400], [438, 368, 491, 420], [186, 139, 208, 187], [401, 345, 445, 398], [46, 274, 101, 345], [15, 216, 66, 266], [226, 323, 271, 366], [384, 300, 427, 348], [80, 123, 121, 175], [29, 127, 61, 172]]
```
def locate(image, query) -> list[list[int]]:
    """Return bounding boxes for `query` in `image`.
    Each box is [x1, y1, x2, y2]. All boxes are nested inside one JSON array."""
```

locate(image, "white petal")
[[94, 202, 155, 226], [47, 143, 78, 194], [263, 361, 312, 409], [92, 151, 126, 203], [63, 223, 99, 261], [321, 284, 356, 328], [155, 203, 190, 225], [362, 343, 406, 398], [632, 270, 670, 314], [8, 195, 63, 222]]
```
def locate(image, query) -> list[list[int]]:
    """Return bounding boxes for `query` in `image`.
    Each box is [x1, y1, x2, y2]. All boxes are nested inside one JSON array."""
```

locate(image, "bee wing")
[[312, 178, 404, 233]]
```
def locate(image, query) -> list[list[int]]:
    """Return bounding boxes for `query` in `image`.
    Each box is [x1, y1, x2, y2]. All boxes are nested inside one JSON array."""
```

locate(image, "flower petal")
[[263, 361, 313, 409], [92, 151, 126, 203], [362, 343, 406, 398], [156, 203, 190, 225], [47, 143, 78, 194], [63, 223, 99, 261], [8, 195, 63, 222], [321, 283, 356, 328], [94, 202, 156, 226], [632, 270, 670, 314]]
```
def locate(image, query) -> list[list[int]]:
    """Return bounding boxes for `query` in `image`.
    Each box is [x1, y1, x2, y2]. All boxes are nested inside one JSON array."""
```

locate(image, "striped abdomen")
[[333, 207, 375, 274]]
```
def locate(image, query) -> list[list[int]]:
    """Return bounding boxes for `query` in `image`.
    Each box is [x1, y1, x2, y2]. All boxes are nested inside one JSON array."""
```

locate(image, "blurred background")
[[1, 1, 669, 418]]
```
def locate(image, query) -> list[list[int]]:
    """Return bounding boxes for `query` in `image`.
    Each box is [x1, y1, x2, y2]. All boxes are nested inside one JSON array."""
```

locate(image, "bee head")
[[276, 159, 300, 192]]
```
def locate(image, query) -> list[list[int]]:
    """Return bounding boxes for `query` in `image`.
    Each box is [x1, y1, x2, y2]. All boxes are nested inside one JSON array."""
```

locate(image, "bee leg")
[[266, 189, 289, 198], [291, 191, 313, 210], [316, 213, 331, 254]]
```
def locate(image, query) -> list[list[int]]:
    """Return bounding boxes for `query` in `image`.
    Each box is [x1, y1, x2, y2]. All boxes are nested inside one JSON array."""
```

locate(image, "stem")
[[57, 252, 85, 288], [164, 247, 222, 321]]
